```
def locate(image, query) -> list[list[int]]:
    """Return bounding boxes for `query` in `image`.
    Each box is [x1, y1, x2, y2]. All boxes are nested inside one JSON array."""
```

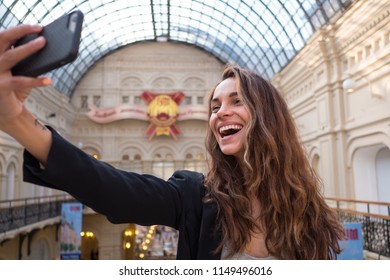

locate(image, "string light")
[[80, 231, 94, 238], [136, 225, 159, 259]]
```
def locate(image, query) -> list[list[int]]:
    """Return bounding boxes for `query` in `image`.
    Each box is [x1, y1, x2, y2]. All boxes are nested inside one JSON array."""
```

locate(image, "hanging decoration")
[[86, 91, 208, 141], [141, 91, 184, 141]]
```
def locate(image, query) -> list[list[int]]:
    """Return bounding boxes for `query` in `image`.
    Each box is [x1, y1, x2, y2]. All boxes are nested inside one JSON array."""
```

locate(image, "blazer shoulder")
[[171, 170, 205, 183], [169, 170, 206, 214], [171, 169, 205, 190]]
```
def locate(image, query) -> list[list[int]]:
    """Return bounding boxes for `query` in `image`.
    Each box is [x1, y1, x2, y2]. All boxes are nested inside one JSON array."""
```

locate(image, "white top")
[[221, 244, 277, 260]]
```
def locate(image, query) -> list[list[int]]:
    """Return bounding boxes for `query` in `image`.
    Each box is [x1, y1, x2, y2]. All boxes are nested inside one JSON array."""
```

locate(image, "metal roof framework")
[[1, 0, 353, 97]]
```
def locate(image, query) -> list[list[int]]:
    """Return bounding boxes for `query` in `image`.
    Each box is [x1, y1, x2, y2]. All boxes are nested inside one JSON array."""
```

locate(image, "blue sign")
[[60, 202, 83, 260], [338, 222, 364, 260]]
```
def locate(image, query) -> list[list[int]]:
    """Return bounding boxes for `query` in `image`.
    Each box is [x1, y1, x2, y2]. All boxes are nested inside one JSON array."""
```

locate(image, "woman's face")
[[209, 77, 250, 159]]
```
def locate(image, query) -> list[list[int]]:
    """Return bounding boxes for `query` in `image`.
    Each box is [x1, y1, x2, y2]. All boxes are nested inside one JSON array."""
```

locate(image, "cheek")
[[209, 116, 219, 138], [242, 106, 251, 121], [209, 116, 215, 131]]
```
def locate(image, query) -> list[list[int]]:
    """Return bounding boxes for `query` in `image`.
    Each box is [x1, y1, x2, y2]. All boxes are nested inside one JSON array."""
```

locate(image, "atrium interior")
[[0, 0, 389, 260]]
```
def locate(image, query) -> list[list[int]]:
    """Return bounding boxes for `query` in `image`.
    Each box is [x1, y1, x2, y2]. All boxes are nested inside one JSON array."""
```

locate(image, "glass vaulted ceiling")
[[1, 0, 353, 97]]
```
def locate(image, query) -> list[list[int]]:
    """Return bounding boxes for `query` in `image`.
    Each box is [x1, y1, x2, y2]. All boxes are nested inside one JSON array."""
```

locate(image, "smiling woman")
[[204, 66, 345, 259]]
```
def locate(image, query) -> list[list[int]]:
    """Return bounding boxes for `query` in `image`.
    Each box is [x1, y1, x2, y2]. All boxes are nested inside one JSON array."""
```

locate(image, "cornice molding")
[[340, 8, 390, 50]]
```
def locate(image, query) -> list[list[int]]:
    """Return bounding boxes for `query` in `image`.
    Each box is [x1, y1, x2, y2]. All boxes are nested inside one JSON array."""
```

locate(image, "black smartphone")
[[11, 10, 84, 77]]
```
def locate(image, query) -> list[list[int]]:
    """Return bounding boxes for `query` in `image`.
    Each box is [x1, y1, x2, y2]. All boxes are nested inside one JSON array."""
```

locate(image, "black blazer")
[[23, 128, 222, 259]]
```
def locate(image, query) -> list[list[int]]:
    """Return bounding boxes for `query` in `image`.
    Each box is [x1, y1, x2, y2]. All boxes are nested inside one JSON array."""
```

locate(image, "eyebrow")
[[210, 91, 238, 104]]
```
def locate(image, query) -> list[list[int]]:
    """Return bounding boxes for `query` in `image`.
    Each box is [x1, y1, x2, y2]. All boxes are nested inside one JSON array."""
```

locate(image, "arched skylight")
[[1, 0, 354, 97]]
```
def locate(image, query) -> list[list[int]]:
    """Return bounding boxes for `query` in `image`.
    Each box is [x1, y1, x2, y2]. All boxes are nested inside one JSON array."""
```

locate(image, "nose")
[[216, 103, 232, 118]]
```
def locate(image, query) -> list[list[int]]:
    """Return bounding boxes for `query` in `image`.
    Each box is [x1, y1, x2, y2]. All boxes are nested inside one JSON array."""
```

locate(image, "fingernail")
[[42, 78, 52, 85], [31, 24, 42, 31], [34, 36, 45, 45]]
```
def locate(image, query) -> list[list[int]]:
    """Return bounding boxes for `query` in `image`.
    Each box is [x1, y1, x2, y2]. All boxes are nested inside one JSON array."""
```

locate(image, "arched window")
[[376, 147, 390, 215], [312, 154, 320, 176], [134, 154, 141, 161], [184, 152, 206, 173], [29, 238, 50, 260], [5, 163, 16, 200], [152, 153, 175, 180], [353, 144, 387, 213]]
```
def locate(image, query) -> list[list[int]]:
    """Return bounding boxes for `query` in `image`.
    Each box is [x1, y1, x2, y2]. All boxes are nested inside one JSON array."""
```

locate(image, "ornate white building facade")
[[274, 0, 390, 210]]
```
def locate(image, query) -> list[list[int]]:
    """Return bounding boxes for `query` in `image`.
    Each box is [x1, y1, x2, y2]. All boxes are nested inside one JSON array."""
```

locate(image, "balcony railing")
[[0, 195, 75, 235], [326, 197, 390, 258], [1, 195, 389, 258]]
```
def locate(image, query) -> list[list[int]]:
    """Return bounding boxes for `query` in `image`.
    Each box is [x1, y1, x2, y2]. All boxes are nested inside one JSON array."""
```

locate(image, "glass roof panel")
[[0, 0, 354, 97]]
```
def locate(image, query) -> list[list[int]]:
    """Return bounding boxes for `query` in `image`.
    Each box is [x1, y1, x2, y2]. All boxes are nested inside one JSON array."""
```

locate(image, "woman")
[[0, 24, 344, 259], [205, 67, 345, 259]]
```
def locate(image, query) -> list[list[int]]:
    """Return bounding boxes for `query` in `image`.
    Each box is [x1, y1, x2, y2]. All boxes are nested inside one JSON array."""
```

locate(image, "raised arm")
[[0, 24, 52, 165]]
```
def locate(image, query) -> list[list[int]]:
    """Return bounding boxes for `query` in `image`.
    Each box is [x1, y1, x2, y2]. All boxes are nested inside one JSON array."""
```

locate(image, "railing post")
[[7, 207, 12, 232], [386, 219, 390, 258], [24, 197, 27, 227]]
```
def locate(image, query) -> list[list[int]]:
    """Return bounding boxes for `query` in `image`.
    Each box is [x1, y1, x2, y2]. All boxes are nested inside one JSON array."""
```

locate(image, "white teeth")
[[219, 124, 243, 133]]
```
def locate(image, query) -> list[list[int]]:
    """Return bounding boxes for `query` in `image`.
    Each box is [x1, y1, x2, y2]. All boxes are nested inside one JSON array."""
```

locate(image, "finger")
[[0, 75, 51, 92], [0, 24, 42, 53], [15, 89, 31, 103], [0, 36, 46, 72]]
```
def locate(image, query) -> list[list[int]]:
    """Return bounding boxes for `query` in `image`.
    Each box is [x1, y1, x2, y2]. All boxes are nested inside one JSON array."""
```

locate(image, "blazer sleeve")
[[23, 128, 204, 229]]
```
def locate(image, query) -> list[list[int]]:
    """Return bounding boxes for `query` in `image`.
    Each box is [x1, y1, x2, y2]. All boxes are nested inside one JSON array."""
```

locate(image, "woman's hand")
[[0, 24, 53, 165], [0, 24, 51, 130]]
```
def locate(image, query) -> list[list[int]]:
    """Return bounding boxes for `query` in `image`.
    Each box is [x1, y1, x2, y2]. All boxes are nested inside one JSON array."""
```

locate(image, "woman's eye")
[[211, 105, 220, 112], [234, 99, 242, 105]]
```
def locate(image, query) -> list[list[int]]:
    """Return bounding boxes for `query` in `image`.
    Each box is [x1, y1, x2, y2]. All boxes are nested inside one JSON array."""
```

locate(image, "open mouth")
[[219, 124, 243, 138]]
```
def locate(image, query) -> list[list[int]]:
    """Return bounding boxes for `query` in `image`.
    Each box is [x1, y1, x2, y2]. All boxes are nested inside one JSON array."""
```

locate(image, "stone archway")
[[80, 231, 99, 260]]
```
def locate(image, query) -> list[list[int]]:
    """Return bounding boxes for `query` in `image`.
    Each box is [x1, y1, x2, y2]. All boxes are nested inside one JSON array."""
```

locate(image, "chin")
[[220, 148, 241, 158]]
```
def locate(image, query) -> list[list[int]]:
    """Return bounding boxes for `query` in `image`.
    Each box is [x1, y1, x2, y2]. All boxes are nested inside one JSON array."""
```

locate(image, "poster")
[[338, 222, 364, 260], [60, 202, 83, 260]]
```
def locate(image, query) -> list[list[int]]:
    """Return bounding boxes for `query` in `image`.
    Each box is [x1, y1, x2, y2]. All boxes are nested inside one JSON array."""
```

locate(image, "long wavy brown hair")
[[204, 65, 345, 259]]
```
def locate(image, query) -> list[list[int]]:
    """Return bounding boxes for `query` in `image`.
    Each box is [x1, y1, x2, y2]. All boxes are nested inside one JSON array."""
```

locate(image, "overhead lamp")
[[342, 78, 355, 93], [342, 75, 382, 98]]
